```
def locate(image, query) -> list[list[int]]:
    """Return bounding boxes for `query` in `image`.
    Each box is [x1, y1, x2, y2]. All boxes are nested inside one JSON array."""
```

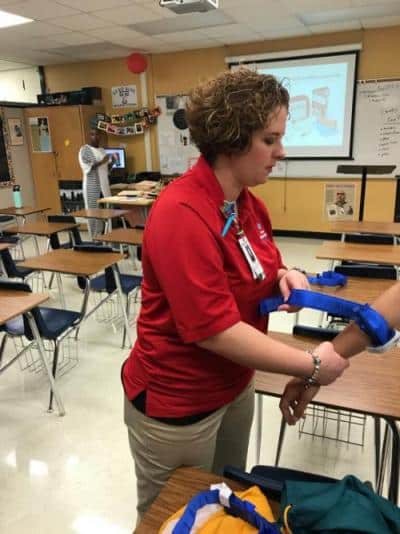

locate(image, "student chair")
[[0, 279, 84, 411], [74, 244, 142, 348]]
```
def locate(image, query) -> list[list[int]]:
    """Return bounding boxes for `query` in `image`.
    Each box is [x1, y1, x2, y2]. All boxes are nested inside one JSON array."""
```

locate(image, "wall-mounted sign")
[[111, 85, 137, 108]]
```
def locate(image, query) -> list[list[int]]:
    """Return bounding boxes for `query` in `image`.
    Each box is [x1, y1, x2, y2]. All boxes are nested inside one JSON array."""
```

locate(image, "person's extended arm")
[[332, 280, 400, 357], [280, 281, 400, 425], [197, 321, 348, 386], [91, 154, 109, 170]]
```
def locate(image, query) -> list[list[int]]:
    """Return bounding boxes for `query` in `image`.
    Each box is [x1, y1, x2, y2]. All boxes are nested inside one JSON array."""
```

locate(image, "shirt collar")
[[190, 155, 251, 216]]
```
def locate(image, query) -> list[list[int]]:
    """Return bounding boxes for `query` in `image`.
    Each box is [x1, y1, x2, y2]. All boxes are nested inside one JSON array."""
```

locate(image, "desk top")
[[316, 241, 400, 265], [94, 227, 143, 246], [135, 467, 279, 533], [0, 243, 11, 251], [256, 332, 400, 420], [0, 206, 50, 216], [3, 221, 78, 236], [330, 221, 400, 236], [0, 290, 48, 325], [315, 275, 394, 302], [98, 196, 154, 207], [19, 248, 123, 276], [72, 208, 129, 219]]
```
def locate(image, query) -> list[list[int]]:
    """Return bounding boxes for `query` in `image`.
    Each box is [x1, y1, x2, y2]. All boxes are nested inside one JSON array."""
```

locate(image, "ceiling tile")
[[257, 26, 312, 39], [93, 4, 161, 25], [301, 2, 400, 24], [56, 0, 132, 10], [200, 23, 248, 38], [281, 0, 353, 12], [47, 31, 104, 46], [0, 59, 31, 70], [0, 20, 64, 36], [361, 14, 400, 27], [86, 26, 146, 41], [155, 29, 209, 42], [47, 13, 110, 31], [2, 0, 80, 20], [309, 20, 362, 33]]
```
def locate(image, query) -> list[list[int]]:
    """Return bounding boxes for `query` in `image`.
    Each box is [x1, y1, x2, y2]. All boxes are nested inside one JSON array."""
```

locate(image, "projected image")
[[256, 52, 358, 158]]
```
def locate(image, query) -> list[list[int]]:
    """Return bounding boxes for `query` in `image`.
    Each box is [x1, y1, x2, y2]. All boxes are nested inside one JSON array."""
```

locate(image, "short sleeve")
[[79, 145, 96, 166], [146, 201, 241, 343]]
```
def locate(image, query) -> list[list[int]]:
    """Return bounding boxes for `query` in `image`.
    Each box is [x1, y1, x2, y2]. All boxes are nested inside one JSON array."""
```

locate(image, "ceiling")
[[0, 0, 399, 68]]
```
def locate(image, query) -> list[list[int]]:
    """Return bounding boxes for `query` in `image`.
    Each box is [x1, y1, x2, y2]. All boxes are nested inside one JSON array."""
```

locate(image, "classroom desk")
[[18, 248, 133, 347], [3, 221, 80, 256], [316, 241, 400, 271], [135, 467, 279, 533], [93, 227, 143, 246], [330, 221, 400, 243], [98, 195, 154, 227], [0, 289, 65, 415], [72, 208, 130, 237], [315, 275, 395, 301], [0, 206, 50, 222], [255, 331, 400, 504], [0, 242, 12, 252]]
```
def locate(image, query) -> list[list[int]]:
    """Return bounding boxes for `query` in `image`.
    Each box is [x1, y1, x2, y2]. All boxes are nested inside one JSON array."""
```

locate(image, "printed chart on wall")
[[352, 79, 400, 168], [156, 95, 199, 175]]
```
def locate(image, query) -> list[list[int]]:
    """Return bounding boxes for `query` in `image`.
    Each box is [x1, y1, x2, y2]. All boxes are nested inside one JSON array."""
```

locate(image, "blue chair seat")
[[90, 273, 142, 294], [4, 308, 81, 340]]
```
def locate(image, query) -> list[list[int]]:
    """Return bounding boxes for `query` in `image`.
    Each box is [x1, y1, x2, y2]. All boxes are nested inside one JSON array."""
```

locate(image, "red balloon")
[[126, 53, 148, 74]]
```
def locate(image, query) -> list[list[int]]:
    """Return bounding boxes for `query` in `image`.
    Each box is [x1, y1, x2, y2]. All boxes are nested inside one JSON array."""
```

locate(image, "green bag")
[[280, 475, 400, 533]]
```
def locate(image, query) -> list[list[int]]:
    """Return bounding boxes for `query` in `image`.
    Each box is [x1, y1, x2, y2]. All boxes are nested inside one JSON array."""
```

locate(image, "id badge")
[[238, 235, 265, 281]]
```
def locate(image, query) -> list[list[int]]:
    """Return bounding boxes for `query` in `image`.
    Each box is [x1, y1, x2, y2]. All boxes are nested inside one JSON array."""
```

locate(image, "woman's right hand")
[[314, 341, 349, 385]]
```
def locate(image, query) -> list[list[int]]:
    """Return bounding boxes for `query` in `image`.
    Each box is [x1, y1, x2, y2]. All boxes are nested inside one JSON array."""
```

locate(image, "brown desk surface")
[[0, 243, 12, 251], [316, 241, 400, 265], [72, 208, 129, 219], [135, 467, 279, 533], [94, 227, 143, 246], [98, 196, 154, 207], [257, 332, 400, 420], [314, 275, 395, 302], [331, 221, 400, 236], [0, 290, 48, 325], [3, 221, 78, 236], [18, 248, 123, 276], [0, 206, 50, 216]]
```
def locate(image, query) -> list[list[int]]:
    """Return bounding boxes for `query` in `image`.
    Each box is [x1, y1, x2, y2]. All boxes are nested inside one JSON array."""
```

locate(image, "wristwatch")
[[304, 349, 321, 389]]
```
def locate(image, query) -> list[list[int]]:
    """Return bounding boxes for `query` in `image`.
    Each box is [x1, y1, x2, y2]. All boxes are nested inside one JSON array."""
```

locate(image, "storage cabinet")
[[24, 104, 104, 213]]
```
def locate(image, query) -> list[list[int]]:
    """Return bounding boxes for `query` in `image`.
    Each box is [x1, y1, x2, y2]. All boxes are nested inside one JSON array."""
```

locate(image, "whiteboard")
[[156, 81, 400, 178]]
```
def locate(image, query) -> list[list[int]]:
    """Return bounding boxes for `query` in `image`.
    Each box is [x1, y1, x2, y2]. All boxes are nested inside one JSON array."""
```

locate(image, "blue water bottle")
[[13, 184, 23, 208]]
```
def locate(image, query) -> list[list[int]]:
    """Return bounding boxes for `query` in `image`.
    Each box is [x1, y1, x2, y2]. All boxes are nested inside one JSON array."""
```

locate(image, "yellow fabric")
[[159, 485, 276, 534]]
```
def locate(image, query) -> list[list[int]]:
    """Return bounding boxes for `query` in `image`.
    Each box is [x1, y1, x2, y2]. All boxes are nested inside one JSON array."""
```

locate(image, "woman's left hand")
[[278, 269, 310, 312]]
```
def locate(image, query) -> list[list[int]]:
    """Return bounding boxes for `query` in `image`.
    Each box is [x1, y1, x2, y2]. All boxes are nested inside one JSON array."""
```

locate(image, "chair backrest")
[[48, 214, 82, 246], [74, 244, 117, 293], [0, 279, 31, 292], [0, 248, 20, 277]]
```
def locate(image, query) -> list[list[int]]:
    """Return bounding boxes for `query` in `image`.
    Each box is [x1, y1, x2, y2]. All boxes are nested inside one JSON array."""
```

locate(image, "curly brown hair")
[[186, 68, 289, 165]]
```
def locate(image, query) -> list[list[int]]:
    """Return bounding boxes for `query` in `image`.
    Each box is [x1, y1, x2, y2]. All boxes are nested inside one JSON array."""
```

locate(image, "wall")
[[0, 106, 36, 208], [44, 25, 400, 230], [0, 67, 41, 103], [44, 59, 149, 173]]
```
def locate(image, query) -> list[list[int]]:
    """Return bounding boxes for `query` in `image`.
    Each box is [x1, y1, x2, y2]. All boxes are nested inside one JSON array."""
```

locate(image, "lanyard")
[[221, 201, 265, 281]]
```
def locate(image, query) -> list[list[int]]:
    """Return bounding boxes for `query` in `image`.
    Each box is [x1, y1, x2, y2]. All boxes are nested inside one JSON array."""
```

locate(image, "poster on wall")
[[7, 118, 24, 146], [325, 183, 355, 220], [29, 117, 52, 152], [112, 85, 137, 108]]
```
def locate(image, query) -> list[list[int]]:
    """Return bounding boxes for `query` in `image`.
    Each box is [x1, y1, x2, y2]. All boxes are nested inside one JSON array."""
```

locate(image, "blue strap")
[[171, 487, 279, 533], [307, 271, 347, 286], [259, 289, 395, 347]]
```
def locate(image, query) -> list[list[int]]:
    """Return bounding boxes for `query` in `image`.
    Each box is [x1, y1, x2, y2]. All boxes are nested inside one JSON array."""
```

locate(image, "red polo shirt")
[[122, 156, 285, 418]]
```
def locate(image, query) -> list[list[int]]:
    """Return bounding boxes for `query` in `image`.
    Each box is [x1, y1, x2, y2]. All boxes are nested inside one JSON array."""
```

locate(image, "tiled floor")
[[0, 236, 391, 533]]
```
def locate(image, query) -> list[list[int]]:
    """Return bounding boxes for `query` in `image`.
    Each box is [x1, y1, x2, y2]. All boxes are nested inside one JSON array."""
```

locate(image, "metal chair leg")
[[255, 393, 263, 465], [48, 342, 61, 412], [121, 293, 131, 349], [374, 417, 381, 489], [0, 333, 8, 367], [275, 416, 287, 467]]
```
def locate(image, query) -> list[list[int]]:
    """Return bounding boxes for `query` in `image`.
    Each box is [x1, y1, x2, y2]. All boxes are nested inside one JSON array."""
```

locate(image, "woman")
[[122, 68, 348, 519], [78, 129, 112, 238]]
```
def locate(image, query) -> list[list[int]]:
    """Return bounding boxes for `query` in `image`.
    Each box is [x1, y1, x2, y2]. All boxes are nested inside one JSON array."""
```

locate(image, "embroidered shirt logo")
[[256, 222, 268, 241]]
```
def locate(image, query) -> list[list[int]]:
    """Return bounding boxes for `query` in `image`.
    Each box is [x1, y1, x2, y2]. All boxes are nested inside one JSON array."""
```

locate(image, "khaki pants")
[[124, 380, 254, 520]]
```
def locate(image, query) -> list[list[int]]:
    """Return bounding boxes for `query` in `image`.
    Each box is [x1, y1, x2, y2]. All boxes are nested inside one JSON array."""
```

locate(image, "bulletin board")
[[156, 95, 199, 175]]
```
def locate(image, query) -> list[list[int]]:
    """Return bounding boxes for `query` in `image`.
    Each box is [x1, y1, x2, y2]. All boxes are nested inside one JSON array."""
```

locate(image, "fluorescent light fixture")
[[0, 9, 32, 29]]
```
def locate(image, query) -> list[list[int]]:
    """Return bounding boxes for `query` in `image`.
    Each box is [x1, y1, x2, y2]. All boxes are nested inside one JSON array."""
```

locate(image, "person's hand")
[[278, 269, 310, 312], [101, 154, 110, 165], [314, 341, 349, 385], [280, 377, 320, 425]]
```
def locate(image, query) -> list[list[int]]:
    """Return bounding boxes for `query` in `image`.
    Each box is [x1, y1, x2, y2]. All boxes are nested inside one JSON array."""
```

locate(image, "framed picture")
[[0, 109, 15, 188], [29, 116, 52, 153], [7, 118, 24, 146]]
